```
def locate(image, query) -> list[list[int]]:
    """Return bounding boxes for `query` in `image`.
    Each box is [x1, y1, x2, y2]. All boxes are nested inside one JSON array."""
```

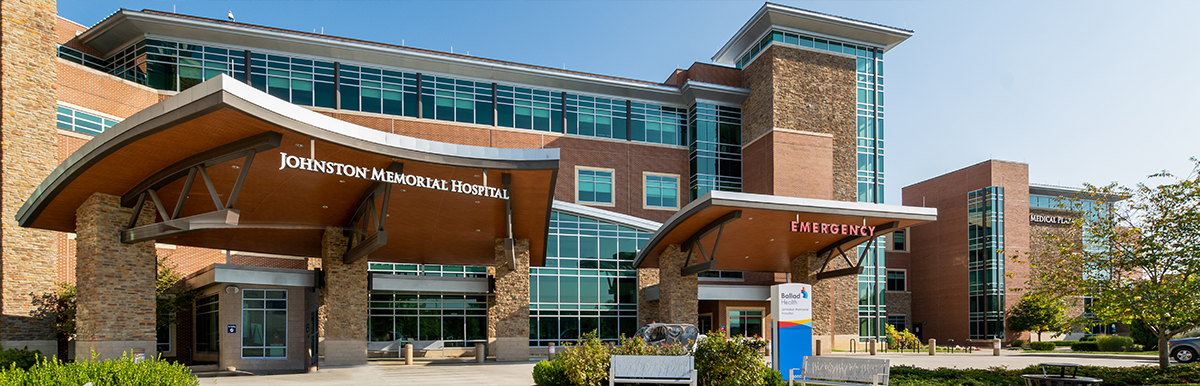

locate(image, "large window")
[[728, 309, 763, 337], [56, 105, 119, 136], [968, 187, 1005, 340], [421, 75, 492, 124], [496, 85, 561, 132], [242, 289, 287, 358], [530, 211, 648, 346], [888, 229, 908, 252], [195, 294, 220, 354], [369, 263, 486, 278], [631, 103, 686, 146], [886, 270, 906, 292], [688, 103, 742, 199], [367, 292, 488, 347], [566, 94, 627, 139], [576, 168, 614, 205], [643, 173, 679, 210], [156, 312, 174, 355], [140, 39, 246, 92], [254, 54, 336, 108]]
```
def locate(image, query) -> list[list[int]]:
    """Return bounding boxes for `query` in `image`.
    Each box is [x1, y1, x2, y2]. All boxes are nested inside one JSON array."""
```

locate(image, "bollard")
[[548, 342, 556, 360], [993, 338, 1001, 356], [405, 343, 413, 365], [868, 339, 877, 355], [928, 339, 936, 356], [476, 343, 485, 363], [815, 339, 822, 356]]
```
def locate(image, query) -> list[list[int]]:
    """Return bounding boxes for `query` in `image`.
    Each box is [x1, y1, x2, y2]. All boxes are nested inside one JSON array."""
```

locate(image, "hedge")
[[890, 364, 1200, 386], [1070, 341, 1100, 352], [1029, 341, 1055, 351], [0, 352, 197, 386]]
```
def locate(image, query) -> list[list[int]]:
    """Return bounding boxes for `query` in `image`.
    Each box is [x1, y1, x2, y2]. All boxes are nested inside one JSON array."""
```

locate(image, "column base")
[[0, 340, 56, 358], [321, 340, 367, 366], [492, 337, 529, 362], [74, 340, 155, 362]]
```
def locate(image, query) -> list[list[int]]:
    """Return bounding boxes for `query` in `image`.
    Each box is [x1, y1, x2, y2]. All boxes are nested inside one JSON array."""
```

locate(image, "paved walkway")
[[197, 352, 1163, 385]]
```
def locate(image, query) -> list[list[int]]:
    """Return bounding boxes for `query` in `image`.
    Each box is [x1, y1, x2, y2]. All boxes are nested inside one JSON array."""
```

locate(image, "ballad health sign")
[[278, 152, 509, 199], [771, 283, 813, 380]]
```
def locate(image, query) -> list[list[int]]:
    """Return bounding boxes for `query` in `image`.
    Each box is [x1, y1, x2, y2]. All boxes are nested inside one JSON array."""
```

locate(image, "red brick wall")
[[900, 160, 1030, 342], [742, 130, 834, 199], [56, 59, 161, 119]]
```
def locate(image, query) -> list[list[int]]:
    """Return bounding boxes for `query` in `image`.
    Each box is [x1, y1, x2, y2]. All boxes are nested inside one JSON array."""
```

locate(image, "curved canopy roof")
[[634, 191, 936, 273], [19, 75, 560, 266]]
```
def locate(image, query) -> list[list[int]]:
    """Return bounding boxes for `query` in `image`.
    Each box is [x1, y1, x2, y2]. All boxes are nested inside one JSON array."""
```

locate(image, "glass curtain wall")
[[530, 211, 648, 346], [687, 103, 742, 200], [566, 94, 627, 139], [139, 39, 246, 91], [56, 105, 120, 136], [497, 85, 561, 132], [366, 263, 488, 347], [968, 186, 1005, 340]]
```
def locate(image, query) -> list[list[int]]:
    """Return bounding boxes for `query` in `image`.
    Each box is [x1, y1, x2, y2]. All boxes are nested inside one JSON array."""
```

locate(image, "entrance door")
[[698, 314, 713, 334]]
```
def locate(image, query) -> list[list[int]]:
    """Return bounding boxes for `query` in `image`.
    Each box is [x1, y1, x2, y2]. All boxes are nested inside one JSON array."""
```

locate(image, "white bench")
[[411, 340, 446, 357], [609, 355, 697, 386], [788, 357, 890, 386]]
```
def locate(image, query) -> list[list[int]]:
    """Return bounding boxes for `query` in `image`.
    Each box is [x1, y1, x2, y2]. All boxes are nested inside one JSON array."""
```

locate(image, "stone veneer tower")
[[1, 0, 60, 354], [741, 43, 861, 342]]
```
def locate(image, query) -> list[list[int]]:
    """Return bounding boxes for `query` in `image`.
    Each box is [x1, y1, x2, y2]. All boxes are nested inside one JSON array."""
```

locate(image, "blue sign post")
[[771, 283, 813, 381]]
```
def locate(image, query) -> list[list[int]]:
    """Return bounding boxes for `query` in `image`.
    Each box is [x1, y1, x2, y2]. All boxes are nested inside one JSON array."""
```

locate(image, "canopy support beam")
[[680, 210, 742, 276], [814, 221, 899, 280], [344, 162, 402, 264]]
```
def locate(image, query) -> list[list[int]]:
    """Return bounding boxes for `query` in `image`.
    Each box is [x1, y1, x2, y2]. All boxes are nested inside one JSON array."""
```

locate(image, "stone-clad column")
[[657, 245, 698, 325], [318, 227, 367, 366], [488, 238, 529, 362], [1, 0, 60, 356], [75, 193, 158, 360], [636, 268, 661, 327]]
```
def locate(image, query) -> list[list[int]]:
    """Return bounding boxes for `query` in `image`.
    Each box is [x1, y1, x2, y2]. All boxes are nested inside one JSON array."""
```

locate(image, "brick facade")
[[318, 227, 367, 366], [2, 0, 60, 351], [74, 193, 158, 359], [489, 238, 530, 362], [899, 160, 1032, 343]]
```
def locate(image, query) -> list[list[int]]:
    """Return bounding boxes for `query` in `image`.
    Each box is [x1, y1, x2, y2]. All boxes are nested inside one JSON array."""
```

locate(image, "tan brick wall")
[[637, 268, 660, 326], [489, 238, 530, 361], [74, 193, 157, 344], [656, 245, 697, 325], [2, 0, 60, 342], [741, 45, 856, 202]]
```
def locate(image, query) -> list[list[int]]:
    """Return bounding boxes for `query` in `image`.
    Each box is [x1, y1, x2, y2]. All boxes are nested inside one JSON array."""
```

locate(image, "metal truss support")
[[680, 210, 742, 276], [814, 221, 899, 280], [343, 162, 402, 264], [120, 132, 281, 244]]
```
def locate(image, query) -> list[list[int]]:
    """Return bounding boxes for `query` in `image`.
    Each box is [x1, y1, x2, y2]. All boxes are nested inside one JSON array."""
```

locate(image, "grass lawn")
[[1018, 349, 1158, 356]]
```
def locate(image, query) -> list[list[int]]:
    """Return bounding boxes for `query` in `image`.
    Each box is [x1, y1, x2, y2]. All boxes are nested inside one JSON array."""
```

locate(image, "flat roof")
[[712, 3, 914, 64], [635, 191, 936, 272], [74, 9, 750, 107], [19, 75, 560, 266]]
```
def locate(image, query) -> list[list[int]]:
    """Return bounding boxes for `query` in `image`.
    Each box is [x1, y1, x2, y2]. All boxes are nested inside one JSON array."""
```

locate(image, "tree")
[[1006, 293, 1066, 342], [1025, 158, 1200, 369], [30, 255, 198, 336]]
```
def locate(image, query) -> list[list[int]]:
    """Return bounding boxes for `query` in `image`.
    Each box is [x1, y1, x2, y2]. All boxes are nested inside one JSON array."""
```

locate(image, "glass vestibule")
[[368, 292, 489, 348]]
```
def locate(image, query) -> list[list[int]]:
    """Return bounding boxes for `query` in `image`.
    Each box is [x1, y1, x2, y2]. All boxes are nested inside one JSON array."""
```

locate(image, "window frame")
[[887, 229, 909, 252], [241, 289, 289, 359], [725, 306, 765, 337], [642, 172, 681, 210], [886, 269, 907, 292], [156, 313, 176, 356], [575, 166, 616, 207]]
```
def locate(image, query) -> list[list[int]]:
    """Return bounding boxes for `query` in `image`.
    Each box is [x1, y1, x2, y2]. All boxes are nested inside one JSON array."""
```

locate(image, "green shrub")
[[1010, 339, 1026, 348], [693, 330, 772, 386], [555, 332, 610, 386], [1050, 340, 1078, 346], [0, 345, 40, 371], [1029, 341, 1055, 351], [890, 363, 1200, 386], [1095, 335, 1135, 352], [533, 360, 570, 386], [1080, 334, 1098, 342], [1070, 342, 1099, 352], [761, 368, 785, 386], [0, 352, 196, 386]]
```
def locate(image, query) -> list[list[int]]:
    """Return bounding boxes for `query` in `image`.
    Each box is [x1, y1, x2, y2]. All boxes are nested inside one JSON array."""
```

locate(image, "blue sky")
[[58, 1, 1200, 204]]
